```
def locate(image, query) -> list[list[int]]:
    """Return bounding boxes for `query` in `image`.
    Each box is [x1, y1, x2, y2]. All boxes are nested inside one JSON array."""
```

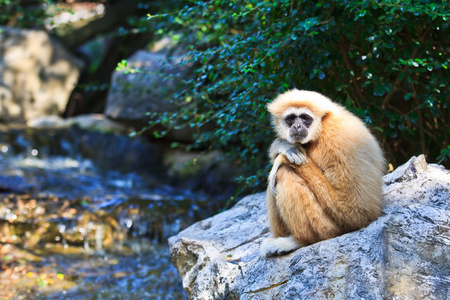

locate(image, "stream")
[[0, 125, 225, 299]]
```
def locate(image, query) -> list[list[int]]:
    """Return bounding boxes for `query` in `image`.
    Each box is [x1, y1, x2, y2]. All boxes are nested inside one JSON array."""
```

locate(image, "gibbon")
[[260, 89, 386, 257]]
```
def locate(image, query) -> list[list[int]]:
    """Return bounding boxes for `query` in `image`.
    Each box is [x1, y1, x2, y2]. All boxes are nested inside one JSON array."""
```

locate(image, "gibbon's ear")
[[321, 111, 331, 122]]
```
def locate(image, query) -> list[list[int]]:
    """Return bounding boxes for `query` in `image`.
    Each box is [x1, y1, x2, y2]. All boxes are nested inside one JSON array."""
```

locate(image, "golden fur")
[[261, 90, 385, 256]]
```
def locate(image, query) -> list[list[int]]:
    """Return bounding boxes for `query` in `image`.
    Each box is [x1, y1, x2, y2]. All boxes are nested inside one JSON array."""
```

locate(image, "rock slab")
[[168, 155, 450, 299], [104, 49, 197, 142], [0, 26, 83, 122]]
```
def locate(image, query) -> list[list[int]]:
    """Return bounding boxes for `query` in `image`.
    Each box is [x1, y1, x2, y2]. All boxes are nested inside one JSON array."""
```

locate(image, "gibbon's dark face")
[[275, 106, 320, 144], [285, 112, 314, 142]]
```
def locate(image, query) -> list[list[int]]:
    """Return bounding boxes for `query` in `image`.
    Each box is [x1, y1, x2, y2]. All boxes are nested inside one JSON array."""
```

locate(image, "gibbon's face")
[[280, 107, 320, 144]]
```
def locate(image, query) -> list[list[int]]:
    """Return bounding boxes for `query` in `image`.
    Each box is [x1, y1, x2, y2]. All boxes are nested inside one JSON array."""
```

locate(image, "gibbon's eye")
[[285, 114, 297, 126], [300, 114, 313, 127]]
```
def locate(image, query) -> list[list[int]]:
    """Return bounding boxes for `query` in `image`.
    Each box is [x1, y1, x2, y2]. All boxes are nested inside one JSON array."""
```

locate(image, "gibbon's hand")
[[271, 139, 307, 165]]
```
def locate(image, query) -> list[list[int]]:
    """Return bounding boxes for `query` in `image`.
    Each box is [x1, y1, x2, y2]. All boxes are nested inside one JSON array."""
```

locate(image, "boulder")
[[162, 149, 238, 197], [104, 49, 195, 142], [0, 26, 83, 122], [168, 155, 450, 299]]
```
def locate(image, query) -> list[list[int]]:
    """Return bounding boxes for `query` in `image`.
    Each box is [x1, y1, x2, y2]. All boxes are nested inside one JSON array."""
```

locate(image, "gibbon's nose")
[[293, 123, 302, 131], [290, 123, 307, 140]]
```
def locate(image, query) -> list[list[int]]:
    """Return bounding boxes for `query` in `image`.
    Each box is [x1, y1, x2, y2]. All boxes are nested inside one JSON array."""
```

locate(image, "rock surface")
[[163, 149, 238, 197], [104, 49, 195, 142], [168, 155, 450, 299], [27, 114, 131, 134], [0, 26, 83, 122]]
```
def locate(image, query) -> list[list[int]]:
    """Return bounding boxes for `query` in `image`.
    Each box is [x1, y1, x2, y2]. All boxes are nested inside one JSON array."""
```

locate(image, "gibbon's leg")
[[261, 155, 296, 257], [294, 157, 346, 230], [296, 158, 379, 231], [266, 155, 291, 237], [262, 191, 297, 257], [261, 156, 341, 257], [277, 164, 340, 241], [266, 186, 290, 238]]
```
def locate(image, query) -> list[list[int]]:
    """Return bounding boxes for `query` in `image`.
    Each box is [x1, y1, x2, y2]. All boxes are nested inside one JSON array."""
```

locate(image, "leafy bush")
[[0, 0, 59, 28], [142, 0, 449, 194]]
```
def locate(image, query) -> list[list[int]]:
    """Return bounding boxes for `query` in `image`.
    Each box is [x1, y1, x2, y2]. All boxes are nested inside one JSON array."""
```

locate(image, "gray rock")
[[105, 50, 178, 117], [104, 49, 196, 142], [168, 155, 450, 299], [162, 149, 238, 197], [0, 26, 83, 122]]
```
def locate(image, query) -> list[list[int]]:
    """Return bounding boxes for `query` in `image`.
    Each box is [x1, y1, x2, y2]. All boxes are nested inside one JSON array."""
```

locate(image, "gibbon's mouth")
[[290, 132, 307, 141], [289, 126, 308, 140]]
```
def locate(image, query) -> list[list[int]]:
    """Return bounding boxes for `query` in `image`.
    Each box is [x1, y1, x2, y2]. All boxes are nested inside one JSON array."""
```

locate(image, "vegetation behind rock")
[[141, 0, 449, 194], [2, 0, 449, 195]]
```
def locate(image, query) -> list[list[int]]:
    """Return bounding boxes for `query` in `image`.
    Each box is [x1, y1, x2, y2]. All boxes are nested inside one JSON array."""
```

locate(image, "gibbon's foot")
[[260, 236, 302, 257]]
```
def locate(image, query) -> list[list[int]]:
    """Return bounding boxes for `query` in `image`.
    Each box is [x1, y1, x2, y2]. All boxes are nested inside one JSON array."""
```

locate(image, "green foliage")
[[438, 145, 450, 163], [0, 0, 59, 28], [144, 0, 449, 193]]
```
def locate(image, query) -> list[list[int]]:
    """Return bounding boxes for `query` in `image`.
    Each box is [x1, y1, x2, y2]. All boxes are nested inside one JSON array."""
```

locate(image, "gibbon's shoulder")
[[267, 89, 342, 118]]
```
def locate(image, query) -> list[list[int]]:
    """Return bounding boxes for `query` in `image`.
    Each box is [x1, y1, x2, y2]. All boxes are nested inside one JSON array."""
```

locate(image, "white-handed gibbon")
[[260, 89, 386, 257]]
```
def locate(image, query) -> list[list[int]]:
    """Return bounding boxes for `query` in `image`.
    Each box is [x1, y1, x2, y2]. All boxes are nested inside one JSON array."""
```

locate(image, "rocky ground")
[[169, 155, 450, 299]]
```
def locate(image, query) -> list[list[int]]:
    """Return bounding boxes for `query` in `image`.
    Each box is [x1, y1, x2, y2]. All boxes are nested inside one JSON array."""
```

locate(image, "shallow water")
[[35, 240, 187, 300], [0, 128, 221, 299], [0, 240, 187, 299]]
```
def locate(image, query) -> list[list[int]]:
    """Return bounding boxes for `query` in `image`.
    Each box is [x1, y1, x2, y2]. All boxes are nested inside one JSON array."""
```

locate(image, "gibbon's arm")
[[269, 138, 306, 164], [270, 151, 337, 205], [268, 152, 336, 203], [289, 156, 345, 228]]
